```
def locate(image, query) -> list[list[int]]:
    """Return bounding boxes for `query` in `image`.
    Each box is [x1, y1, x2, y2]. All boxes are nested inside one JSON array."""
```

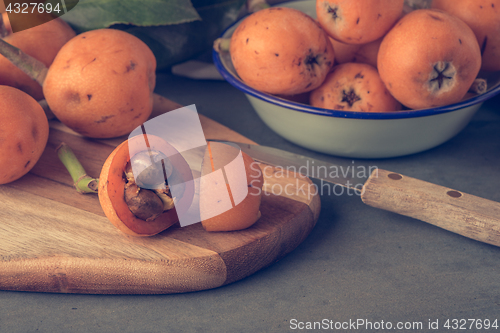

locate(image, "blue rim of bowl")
[[213, 23, 500, 120]]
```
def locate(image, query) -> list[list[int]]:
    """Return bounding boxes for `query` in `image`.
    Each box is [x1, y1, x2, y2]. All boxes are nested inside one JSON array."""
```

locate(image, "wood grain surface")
[[0, 95, 321, 294]]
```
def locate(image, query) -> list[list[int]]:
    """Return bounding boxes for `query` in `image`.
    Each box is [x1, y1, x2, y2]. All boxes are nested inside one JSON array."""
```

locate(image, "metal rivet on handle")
[[447, 190, 462, 198], [387, 173, 403, 180]]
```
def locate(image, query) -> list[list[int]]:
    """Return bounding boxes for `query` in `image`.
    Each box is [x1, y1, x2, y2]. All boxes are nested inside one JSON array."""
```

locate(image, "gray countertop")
[[2, 72, 500, 333]]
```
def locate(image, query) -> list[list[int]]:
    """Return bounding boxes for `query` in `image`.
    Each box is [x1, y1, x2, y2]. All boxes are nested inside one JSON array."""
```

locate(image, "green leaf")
[[60, 0, 201, 31], [119, 0, 246, 70], [59, 0, 246, 70]]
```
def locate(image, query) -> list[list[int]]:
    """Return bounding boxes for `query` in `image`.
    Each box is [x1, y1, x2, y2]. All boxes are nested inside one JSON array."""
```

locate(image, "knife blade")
[[211, 140, 500, 248]]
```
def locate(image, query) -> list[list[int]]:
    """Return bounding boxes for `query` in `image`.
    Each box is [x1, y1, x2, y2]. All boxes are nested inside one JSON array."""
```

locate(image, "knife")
[[211, 140, 500, 248]]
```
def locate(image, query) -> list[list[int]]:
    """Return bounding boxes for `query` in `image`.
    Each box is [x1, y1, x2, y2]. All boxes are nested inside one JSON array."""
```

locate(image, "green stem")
[[0, 12, 8, 38], [469, 78, 487, 95], [56, 142, 99, 194], [39, 99, 56, 120], [213, 38, 231, 53], [247, 0, 270, 12], [0, 38, 48, 86]]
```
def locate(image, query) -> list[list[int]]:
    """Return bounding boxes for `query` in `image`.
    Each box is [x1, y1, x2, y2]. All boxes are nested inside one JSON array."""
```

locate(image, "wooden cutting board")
[[0, 95, 321, 294]]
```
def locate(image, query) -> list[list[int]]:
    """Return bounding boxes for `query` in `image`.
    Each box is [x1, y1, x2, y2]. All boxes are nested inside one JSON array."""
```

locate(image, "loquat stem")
[[39, 99, 56, 120], [56, 142, 99, 194], [0, 38, 48, 86], [214, 0, 269, 53], [0, 12, 8, 38], [468, 78, 487, 95], [213, 38, 231, 53], [404, 0, 432, 10], [0, 38, 55, 119], [247, 0, 270, 12]]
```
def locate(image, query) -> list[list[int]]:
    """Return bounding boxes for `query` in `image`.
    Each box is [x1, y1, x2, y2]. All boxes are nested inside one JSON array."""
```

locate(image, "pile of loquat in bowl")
[[227, 0, 499, 112]]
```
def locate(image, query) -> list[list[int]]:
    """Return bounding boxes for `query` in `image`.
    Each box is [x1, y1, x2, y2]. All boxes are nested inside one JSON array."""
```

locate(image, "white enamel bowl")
[[212, 0, 500, 158]]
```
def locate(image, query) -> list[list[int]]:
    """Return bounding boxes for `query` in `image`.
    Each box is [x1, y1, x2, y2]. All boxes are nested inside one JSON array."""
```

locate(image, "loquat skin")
[[0, 14, 76, 100], [309, 62, 401, 112], [329, 36, 382, 68], [43, 29, 157, 139], [0, 85, 49, 184], [230, 7, 334, 96], [377, 9, 481, 110], [316, 0, 404, 44], [431, 0, 500, 72]]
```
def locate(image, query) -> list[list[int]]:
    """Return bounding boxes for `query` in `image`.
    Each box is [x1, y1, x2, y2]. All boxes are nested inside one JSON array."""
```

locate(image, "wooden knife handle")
[[360, 169, 500, 247]]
